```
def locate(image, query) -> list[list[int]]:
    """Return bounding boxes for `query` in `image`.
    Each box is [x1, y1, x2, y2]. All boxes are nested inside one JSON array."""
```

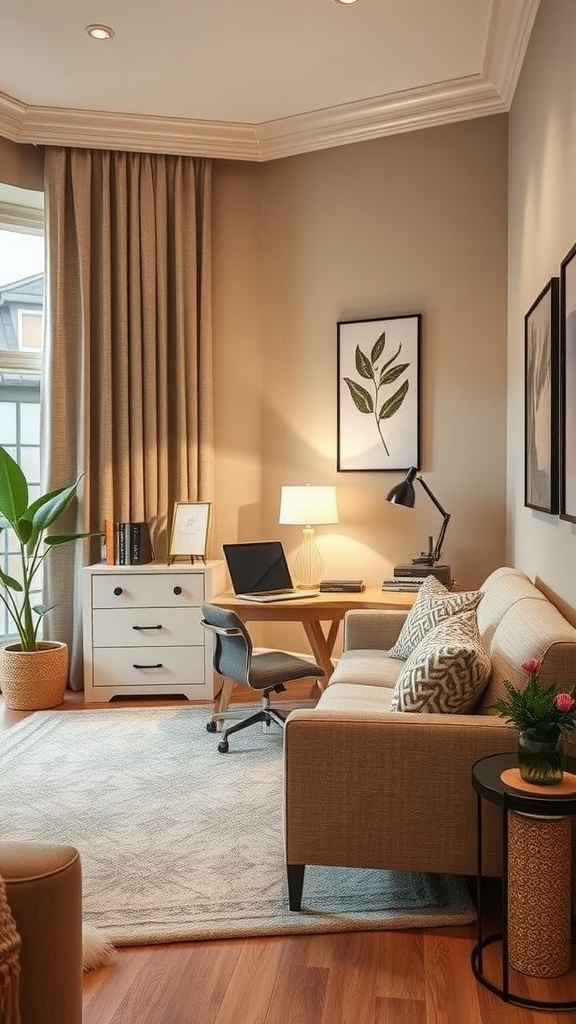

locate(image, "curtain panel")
[[42, 147, 214, 689]]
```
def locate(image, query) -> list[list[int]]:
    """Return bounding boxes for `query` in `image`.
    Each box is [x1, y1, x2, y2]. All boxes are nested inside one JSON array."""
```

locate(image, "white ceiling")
[[0, 0, 539, 162]]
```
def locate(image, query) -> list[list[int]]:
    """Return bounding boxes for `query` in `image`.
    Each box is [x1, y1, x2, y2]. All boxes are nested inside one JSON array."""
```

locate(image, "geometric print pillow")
[[388, 576, 483, 661], [389, 609, 491, 714]]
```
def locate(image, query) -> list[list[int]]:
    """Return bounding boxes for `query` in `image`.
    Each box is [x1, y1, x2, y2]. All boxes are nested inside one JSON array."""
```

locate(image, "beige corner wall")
[[0, 137, 43, 190], [213, 115, 508, 647], [508, 0, 576, 623]]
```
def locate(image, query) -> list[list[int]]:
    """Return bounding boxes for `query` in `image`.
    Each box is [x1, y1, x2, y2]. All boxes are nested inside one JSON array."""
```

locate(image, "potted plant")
[[489, 658, 576, 784], [0, 446, 90, 710]]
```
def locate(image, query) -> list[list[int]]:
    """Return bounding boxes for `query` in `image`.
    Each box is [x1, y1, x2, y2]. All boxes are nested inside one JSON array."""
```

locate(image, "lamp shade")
[[386, 467, 417, 507], [279, 485, 339, 526]]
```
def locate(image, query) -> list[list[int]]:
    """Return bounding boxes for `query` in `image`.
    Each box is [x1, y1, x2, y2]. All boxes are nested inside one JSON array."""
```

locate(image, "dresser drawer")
[[92, 573, 204, 609], [92, 646, 206, 688], [92, 607, 203, 647]]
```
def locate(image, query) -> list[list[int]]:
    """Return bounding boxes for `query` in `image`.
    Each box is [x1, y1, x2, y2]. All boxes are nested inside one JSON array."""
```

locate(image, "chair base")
[[217, 707, 287, 752]]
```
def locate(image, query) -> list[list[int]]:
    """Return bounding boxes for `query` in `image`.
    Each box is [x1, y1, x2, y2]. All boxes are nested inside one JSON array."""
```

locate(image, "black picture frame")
[[337, 314, 420, 471], [524, 278, 559, 514], [560, 243, 576, 522]]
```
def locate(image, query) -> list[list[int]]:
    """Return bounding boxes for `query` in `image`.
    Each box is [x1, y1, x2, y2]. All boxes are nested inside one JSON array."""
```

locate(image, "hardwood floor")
[[3, 687, 576, 1023]]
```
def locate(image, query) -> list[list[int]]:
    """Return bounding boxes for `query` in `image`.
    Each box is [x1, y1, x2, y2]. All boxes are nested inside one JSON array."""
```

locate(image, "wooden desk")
[[210, 586, 416, 682]]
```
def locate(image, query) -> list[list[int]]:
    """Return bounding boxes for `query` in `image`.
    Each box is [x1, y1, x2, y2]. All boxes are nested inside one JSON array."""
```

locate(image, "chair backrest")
[[201, 604, 252, 684]]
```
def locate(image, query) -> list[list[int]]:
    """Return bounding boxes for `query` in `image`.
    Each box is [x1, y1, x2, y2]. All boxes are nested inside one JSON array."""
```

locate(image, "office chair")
[[201, 603, 325, 752]]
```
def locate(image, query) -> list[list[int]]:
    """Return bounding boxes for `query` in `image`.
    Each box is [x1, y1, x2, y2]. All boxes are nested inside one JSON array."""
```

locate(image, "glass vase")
[[517, 731, 565, 785]]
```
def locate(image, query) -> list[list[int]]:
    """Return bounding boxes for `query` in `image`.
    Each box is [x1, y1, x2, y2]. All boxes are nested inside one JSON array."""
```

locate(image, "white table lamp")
[[279, 485, 339, 589]]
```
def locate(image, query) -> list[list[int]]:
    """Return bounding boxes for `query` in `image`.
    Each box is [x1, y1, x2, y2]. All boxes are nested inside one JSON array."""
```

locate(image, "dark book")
[[129, 522, 154, 565], [116, 522, 129, 565]]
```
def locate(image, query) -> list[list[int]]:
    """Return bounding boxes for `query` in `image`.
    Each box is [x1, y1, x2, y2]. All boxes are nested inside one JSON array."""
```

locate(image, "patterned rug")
[[0, 707, 475, 945]]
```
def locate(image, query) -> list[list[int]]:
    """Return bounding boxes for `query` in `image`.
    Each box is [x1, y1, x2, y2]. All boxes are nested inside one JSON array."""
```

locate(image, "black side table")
[[471, 752, 576, 1010]]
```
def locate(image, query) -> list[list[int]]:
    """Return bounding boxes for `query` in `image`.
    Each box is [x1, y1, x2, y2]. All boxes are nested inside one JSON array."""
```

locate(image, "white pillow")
[[388, 576, 483, 660], [389, 609, 491, 714]]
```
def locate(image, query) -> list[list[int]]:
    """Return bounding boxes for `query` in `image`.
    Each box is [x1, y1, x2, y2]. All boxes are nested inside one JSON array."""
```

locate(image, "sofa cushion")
[[328, 649, 403, 689], [389, 609, 491, 714], [388, 577, 483, 661], [317, 681, 397, 712]]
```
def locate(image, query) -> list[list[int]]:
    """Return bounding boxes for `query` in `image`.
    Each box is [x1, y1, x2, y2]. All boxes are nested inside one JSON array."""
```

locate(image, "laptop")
[[223, 540, 320, 602]]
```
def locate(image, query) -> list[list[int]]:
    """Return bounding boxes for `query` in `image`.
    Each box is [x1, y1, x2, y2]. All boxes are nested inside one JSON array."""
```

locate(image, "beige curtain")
[[41, 147, 214, 689]]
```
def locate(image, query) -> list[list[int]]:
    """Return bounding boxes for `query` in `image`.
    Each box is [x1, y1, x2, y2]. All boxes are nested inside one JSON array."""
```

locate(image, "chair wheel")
[[218, 739, 229, 753], [206, 720, 217, 733]]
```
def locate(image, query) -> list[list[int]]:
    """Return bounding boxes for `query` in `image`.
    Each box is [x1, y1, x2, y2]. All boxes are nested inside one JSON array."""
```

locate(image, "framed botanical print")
[[337, 314, 420, 471], [524, 278, 559, 514]]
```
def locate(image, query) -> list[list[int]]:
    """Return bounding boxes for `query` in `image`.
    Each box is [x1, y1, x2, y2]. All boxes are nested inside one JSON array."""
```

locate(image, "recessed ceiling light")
[[86, 24, 115, 40], [334, 0, 361, 5]]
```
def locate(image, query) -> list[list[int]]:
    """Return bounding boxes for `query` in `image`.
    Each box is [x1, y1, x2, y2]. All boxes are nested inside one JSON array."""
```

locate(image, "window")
[[0, 185, 44, 640]]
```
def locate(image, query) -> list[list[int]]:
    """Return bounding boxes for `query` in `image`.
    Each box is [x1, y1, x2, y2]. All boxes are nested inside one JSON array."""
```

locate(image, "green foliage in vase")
[[0, 446, 91, 652], [343, 330, 409, 456], [489, 658, 576, 742]]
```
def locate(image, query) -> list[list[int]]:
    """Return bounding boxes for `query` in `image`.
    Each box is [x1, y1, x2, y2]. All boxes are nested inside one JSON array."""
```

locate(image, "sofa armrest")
[[284, 709, 517, 878], [343, 609, 407, 651]]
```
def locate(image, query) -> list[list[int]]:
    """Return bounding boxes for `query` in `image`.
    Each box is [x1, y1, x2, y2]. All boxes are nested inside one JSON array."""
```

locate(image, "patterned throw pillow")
[[389, 609, 491, 714], [388, 576, 483, 660]]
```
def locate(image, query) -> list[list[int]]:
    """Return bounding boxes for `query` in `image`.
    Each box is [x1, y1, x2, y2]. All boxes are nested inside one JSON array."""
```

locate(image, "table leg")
[[508, 811, 572, 978], [302, 619, 338, 681]]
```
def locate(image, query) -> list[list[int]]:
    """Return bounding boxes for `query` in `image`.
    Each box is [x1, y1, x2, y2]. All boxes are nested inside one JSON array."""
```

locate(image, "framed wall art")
[[524, 278, 559, 514], [168, 501, 211, 563], [337, 314, 420, 471], [560, 243, 576, 522]]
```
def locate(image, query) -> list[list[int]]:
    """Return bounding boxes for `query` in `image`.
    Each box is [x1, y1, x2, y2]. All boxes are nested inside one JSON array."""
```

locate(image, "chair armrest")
[[343, 609, 407, 651], [284, 709, 517, 877]]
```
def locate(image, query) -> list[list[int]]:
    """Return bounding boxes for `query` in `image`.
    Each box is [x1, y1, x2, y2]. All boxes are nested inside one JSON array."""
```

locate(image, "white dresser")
[[82, 561, 226, 702]]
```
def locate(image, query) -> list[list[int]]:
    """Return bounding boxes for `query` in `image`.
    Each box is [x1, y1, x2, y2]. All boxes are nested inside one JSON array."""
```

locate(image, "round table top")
[[472, 752, 576, 815]]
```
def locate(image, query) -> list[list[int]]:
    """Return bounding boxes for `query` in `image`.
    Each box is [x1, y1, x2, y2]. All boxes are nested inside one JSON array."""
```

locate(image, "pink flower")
[[555, 692, 576, 713], [522, 659, 541, 675]]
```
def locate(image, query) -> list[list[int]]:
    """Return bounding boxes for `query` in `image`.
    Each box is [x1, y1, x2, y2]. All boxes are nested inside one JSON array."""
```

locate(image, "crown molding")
[[0, 1, 538, 162], [0, 76, 507, 163]]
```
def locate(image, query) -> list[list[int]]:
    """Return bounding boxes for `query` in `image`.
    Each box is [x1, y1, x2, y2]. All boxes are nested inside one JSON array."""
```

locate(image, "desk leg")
[[302, 619, 339, 683], [213, 677, 235, 717]]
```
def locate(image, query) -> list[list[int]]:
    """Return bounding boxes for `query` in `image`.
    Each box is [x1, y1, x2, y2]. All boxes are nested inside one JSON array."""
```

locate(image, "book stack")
[[319, 580, 365, 593], [105, 521, 154, 565]]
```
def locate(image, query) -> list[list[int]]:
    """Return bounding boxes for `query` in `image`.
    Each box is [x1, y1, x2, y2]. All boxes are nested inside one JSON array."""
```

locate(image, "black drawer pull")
[[133, 663, 164, 669], [173, 586, 183, 595], [132, 624, 163, 631], [113, 586, 123, 596]]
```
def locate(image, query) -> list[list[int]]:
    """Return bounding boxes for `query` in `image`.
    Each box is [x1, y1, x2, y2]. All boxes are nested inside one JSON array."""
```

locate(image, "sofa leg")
[[287, 864, 305, 910]]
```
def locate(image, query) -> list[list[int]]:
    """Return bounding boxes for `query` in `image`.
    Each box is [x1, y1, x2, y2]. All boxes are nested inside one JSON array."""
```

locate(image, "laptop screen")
[[223, 541, 294, 594]]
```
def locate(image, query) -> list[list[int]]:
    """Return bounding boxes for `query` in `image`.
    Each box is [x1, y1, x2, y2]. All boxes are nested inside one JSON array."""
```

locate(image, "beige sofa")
[[284, 567, 576, 909], [0, 842, 83, 1024]]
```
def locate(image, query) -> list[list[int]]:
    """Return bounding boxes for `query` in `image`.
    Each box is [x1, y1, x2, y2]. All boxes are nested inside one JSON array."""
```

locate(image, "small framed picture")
[[524, 278, 559, 514], [168, 502, 211, 563]]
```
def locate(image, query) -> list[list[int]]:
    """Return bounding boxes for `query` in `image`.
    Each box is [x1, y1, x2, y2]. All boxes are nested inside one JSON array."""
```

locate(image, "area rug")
[[0, 707, 475, 945]]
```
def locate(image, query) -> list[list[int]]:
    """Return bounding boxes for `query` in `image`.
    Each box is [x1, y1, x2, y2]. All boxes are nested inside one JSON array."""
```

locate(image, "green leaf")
[[0, 447, 28, 527], [371, 331, 386, 365], [344, 378, 374, 414], [380, 363, 409, 386], [378, 379, 409, 420], [0, 568, 23, 592], [355, 347, 374, 380], [45, 532, 92, 547], [379, 344, 402, 381]]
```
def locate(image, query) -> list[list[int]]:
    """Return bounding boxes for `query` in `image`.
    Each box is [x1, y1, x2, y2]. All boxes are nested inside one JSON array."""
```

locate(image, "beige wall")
[[0, 137, 43, 190], [508, 0, 576, 623], [213, 116, 508, 635]]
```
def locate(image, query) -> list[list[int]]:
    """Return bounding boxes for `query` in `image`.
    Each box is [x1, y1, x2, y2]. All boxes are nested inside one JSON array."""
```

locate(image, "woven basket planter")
[[0, 641, 68, 710]]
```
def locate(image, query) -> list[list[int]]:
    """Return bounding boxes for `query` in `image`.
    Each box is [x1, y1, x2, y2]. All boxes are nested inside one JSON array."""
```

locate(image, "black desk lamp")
[[386, 467, 452, 580]]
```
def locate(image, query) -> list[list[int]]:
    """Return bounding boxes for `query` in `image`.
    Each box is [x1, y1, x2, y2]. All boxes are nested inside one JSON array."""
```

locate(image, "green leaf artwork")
[[343, 331, 409, 456]]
